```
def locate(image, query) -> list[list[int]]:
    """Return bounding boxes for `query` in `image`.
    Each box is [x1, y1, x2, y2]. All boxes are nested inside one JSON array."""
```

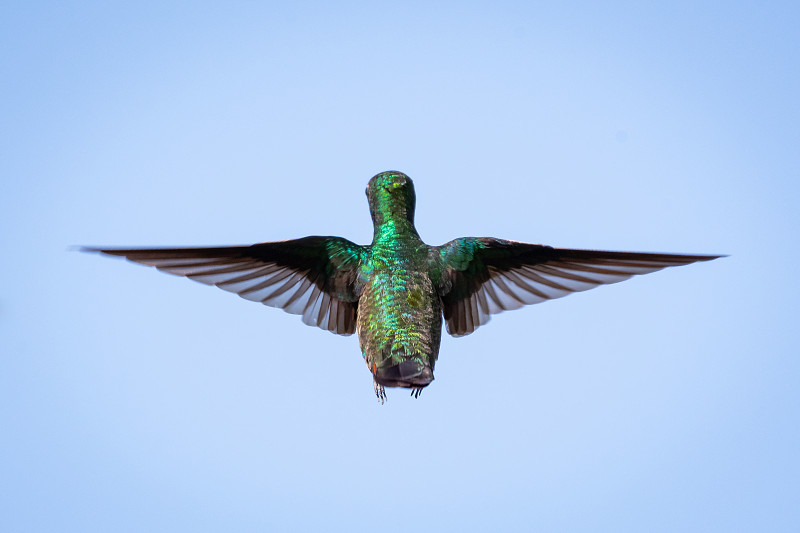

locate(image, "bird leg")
[[374, 379, 386, 404]]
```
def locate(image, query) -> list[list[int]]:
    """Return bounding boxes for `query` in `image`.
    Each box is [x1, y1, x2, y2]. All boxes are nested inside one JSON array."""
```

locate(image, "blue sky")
[[1, 2, 798, 531]]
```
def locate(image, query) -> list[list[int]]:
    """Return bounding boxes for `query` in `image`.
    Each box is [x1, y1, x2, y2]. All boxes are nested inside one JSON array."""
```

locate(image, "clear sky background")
[[2, 2, 798, 532]]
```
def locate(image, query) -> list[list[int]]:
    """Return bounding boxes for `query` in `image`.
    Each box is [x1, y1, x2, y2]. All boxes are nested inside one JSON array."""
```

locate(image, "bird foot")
[[411, 387, 423, 399], [374, 380, 386, 404]]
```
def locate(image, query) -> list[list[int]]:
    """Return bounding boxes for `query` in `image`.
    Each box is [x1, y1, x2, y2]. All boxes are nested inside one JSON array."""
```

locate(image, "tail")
[[372, 358, 434, 389]]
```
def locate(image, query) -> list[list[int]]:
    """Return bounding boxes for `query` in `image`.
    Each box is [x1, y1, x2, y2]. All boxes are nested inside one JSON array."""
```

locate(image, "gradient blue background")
[[2, 2, 798, 531]]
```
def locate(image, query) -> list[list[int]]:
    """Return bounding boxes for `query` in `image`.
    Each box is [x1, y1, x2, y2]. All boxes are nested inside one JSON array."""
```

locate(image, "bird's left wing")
[[83, 236, 366, 335], [432, 238, 723, 337]]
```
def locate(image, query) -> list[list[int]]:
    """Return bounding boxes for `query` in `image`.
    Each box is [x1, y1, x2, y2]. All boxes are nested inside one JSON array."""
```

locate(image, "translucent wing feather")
[[84, 236, 365, 335], [434, 238, 723, 336]]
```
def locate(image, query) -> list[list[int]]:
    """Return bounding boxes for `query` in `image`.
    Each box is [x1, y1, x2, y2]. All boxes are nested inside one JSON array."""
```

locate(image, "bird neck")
[[371, 218, 421, 246]]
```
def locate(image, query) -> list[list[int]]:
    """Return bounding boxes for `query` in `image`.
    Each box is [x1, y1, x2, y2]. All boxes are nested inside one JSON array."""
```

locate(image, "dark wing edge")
[[434, 238, 725, 337], [82, 236, 366, 335]]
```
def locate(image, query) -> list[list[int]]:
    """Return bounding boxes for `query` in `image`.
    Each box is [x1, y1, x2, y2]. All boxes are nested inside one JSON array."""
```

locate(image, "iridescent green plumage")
[[84, 171, 723, 403], [358, 172, 441, 401]]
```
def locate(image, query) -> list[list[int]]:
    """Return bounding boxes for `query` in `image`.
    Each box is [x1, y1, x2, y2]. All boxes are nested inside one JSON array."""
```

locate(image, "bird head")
[[366, 171, 417, 227]]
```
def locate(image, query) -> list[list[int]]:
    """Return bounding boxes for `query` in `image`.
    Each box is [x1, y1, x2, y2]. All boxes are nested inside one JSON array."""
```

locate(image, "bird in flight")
[[84, 171, 723, 402]]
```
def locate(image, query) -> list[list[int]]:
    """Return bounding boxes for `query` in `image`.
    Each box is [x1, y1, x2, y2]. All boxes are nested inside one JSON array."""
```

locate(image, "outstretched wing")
[[84, 236, 365, 335], [433, 238, 723, 337]]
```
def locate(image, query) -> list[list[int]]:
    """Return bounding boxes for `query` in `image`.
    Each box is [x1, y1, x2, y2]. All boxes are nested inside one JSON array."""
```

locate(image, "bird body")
[[356, 172, 443, 399], [85, 171, 723, 402]]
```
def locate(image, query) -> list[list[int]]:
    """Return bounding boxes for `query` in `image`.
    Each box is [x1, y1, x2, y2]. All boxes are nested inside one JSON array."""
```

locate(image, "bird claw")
[[373, 381, 424, 403], [374, 380, 386, 404]]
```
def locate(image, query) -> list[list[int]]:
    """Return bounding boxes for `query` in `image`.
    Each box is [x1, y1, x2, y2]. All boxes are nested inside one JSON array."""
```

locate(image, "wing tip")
[[694, 253, 728, 262], [76, 246, 129, 257]]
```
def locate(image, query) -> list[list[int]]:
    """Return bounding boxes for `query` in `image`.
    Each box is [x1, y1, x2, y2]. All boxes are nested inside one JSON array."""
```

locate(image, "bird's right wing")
[[83, 236, 366, 335], [433, 238, 723, 337]]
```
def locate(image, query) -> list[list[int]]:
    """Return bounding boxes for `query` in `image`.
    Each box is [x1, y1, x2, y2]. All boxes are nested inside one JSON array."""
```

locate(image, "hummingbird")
[[84, 171, 723, 402]]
